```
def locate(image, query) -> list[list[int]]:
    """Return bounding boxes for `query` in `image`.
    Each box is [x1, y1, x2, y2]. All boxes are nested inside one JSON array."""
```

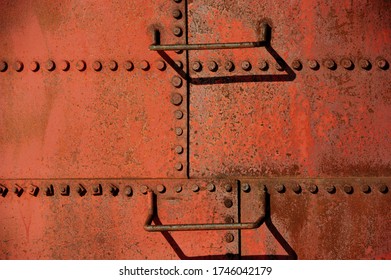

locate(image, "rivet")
[[192, 185, 200, 192], [225, 184, 232, 192], [225, 216, 234, 224], [176, 185, 182, 193], [0, 185, 6, 195], [258, 60, 268, 71], [326, 185, 336, 194], [109, 185, 118, 196], [175, 162, 183, 171], [92, 184, 102, 195], [0, 61, 7, 72], [124, 186, 133, 196], [140, 185, 149, 194], [242, 183, 251, 193], [156, 60, 166, 71], [361, 185, 371, 194], [343, 184, 353, 194], [224, 198, 233, 208], [13, 186, 22, 195], [241, 60, 251, 71], [77, 185, 86, 195], [60, 60, 70, 71], [124, 60, 134, 71], [359, 59, 371, 70], [172, 9, 182, 19], [377, 59, 389, 70], [171, 76, 183, 88], [140, 60, 150, 71], [175, 50, 183, 54], [109, 60, 118, 71], [275, 62, 284, 71], [275, 185, 285, 193], [291, 60, 302, 70], [174, 110, 183, 119], [192, 61, 202, 72], [46, 60, 55, 71], [175, 60, 183, 69], [175, 145, 184, 154], [225, 61, 234, 72], [225, 233, 234, 243], [173, 0, 182, 3], [29, 185, 38, 196], [208, 61, 218, 72], [92, 61, 102, 71], [324, 59, 336, 70], [379, 185, 388, 194], [341, 58, 354, 70], [76, 60, 86, 71], [308, 60, 319, 70], [292, 184, 302, 194], [175, 127, 183, 136], [157, 184, 166, 193], [207, 183, 215, 192], [170, 93, 183, 106], [308, 184, 318, 194], [30, 61, 40, 72], [60, 185, 69, 196], [173, 26, 183, 37], [14, 61, 24, 72]]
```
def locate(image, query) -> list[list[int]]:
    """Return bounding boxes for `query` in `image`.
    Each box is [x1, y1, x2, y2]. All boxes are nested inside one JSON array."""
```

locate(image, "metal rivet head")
[[174, 110, 183, 119], [77, 185, 86, 195], [275, 62, 284, 71], [124, 186, 133, 197], [225, 61, 234, 72], [46, 60, 55, 71], [173, 0, 182, 3], [30, 61, 40, 72], [207, 183, 215, 192], [225, 233, 234, 243], [258, 60, 269, 71], [341, 58, 354, 70], [292, 60, 302, 70], [170, 93, 183, 106], [324, 59, 336, 70], [326, 185, 336, 194], [377, 59, 389, 70], [192, 61, 202, 72], [175, 127, 183, 136], [124, 61, 134, 71], [176, 185, 183, 193], [308, 184, 318, 194], [175, 162, 183, 171], [14, 61, 24, 72], [224, 198, 233, 208], [140, 185, 149, 194], [379, 185, 388, 194], [156, 60, 166, 71], [175, 145, 184, 154], [157, 184, 166, 193], [242, 183, 251, 193], [93, 184, 101, 195], [60, 185, 69, 196], [44, 186, 51, 196], [172, 9, 182, 19], [208, 61, 218, 72], [225, 184, 232, 192], [175, 50, 183, 54], [308, 60, 319, 70], [171, 76, 183, 88], [343, 185, 353, 194], [110, 185, 119, 195], [359, 59, 371, 70], [192, 185, 200, 192], [361, 185, 371, 194], [0, 61, 8, 72], [109, 60, 118, 71], [292, 184, 302, 194], [241, 60, 251, 71], [225, 216, 234, 224], [275, 185, 285, 193], [93, 61, 102, 71], [76, 60, 86, 71], [60, 60, 70, 71], [29, 186, 38, 196], [140, 60, 150, 71], [175, 60, 183, 69], [13, 186, 21, 195], [173, 27, 183, 37]]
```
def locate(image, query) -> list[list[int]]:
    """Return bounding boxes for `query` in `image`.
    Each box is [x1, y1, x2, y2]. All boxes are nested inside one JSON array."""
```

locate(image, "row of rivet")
[[191, 58, 389, 72]]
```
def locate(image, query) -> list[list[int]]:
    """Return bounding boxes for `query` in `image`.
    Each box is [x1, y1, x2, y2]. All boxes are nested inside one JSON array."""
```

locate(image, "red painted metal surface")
[[0, 0, 390, 260]]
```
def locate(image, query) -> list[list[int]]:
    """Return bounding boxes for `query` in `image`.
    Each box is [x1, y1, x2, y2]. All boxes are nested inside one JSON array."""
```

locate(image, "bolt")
[[308, 59, 319, 70], [110, 185, 118, 195], [224, 198, 233, 208], [225, 184, 232, 192], [275, 185, 285, 193], [192, 61, 202, 72], [175, 50, 183, 54], [175, 127, 183, 136], [176, 185, 183, 193], [156, 60, 166, 71], [171, 76, 183, 88], [14, 61, 24, 72], [208, 61, 218, 72], [241, 60, 251, 71], [275, 62, 284, 71], [76, 60, 86, 71], [292, 184, 301, 194], [258, 60, 268, 71], [29, 186, 38, 196], [173, 27, 183, 37], [30, 61, 40, 72], [174, 110, 184, 120], [93, 61, 102, 71], [225, 61, 234, 71], [60, 60, 70, 71], [242, 183, 251, 193], [291, 60, 302, 70], [175, 60, 183, 69], [379, 185, 388, 194], [175, 162, 183, 171], [225, 216, 234, 224], [192, 185, 200, 192], [361, 185, 371, 194], [341, 58, 354, 70], [324, 59, 336, 70], [207, 183, 215, 192], [109, 60, 118, 71], [172, 9, 182, 19], [308, 184, 318, 194], [225, 233, 234, 243], [377, 59, 388, 70], [124, 60, 134, 71], [140, 60, 150, 70], [0, 61, 7, 72], [77, 185, 86, 195], [173, 0, 182, 3], [170, 93, 183, 106], [175, 145, 184, 154], [326, 185, 336, 194], [359, 59, 371, 70], [60, 185, 68, 195], [157, 184, 166, 193], [343, 185, 353, 194], [140, 185, 149, 194], [124, 186, 133, 196], [46, 60, 55, 71], [44, 186, 52, 196], [93, 185, 100, 193], [13, 186, 21, 194]]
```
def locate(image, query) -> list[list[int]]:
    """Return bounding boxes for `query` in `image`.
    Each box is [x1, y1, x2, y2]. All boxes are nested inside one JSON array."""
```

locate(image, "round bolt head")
[[224, 198, 233, 208], [225, 216, 234, 224], [60, 60, 70, 71], [124, 186, 133, 197], [175, 127, 183, 136], [308, 184, 318, 194], [242, 183, 251, 193], [175, 145, 184, 154], [291, 60, 302, 70], [326, 185, 336, 194], [241, 60, 251, 71], [379, 185, 388, 194], [324, 59, 336, 70], [225, 61, 234, 72], [258, 60, 269, 71], [192, 185, 200, 192], [13, 186, 20, 194], [157, 184, 166, 193], [124, 61, 134, 71], [76, 60, 86, 71], [175, 185, 183, 193], [361, 185, 371, 194], [92, 61, 102, 71], [44, 186, 52, 195], [275, 62, 284, 71], [174, 0, 182, 3], [171, 76, 183, 88], [46, 60, 55, 71], [225, 233, 234, 243], [207, 183, 215, 192], [175, 60, 183, 69], [30, 61, 40, 72], [343, 185, 353, 194], [175, 162, 183, 171], [109, 60, 118, 71], [377, 59, 389, 70], [29, 186, 38, 195], [170, 93, 183, 106], [14, 61, 24, 72], [359, 59, 371, 70], [308, 60, 319, 70], [156, 60, 166, 71], [172, 9, 182, 19], [225, 184, 232, 192], [173, 27, 183, 37], [93, 186, 100, 193], [208, 61, 218, 72], [175, 50, 183, 54], [292, 184, 302, 194], [192, 61, 202, 72], [275, 185, 285, 193], [174, 110, 183, 119], [0, 61, 8, 72], [60, 186, 68, 195], [140, 185, 149, 194], [140, 60, 150, 71], [341, 58, 354, 70], [77, 185, 86, 195]]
